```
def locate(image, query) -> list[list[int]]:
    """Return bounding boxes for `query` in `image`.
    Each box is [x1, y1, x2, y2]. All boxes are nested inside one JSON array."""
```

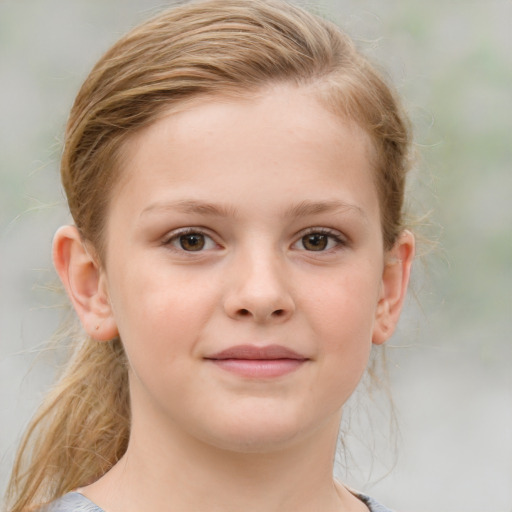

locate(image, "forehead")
[[120, 85, 375, 165], [113, 84, 379, 220]]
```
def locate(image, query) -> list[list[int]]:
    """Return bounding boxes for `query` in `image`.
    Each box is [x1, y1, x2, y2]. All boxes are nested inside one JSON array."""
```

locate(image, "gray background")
[[1, 1, 511, 510]]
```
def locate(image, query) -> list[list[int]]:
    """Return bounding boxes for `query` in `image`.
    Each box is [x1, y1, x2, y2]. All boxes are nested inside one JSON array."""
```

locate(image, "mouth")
[[204, 344, 309, 378]]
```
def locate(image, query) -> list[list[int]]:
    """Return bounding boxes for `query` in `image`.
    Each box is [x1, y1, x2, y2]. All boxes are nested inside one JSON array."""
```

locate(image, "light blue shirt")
[[42, 491, 394, 512]]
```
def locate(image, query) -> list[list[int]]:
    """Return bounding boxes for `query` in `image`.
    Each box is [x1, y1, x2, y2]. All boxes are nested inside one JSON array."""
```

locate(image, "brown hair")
[[6, 1, 412, 510]]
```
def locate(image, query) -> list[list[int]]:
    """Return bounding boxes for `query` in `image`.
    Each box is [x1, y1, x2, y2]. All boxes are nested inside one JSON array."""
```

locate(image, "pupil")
[[303, 234, 327, 251], [180, 234, 205, 251]]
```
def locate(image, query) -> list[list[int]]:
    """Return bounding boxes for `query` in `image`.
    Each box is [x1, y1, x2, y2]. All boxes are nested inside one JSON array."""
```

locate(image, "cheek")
[[107, 263, 219, 359], [306, 267, 380, 336], [109, 279, 200, 403], [300, 263, 381, 383]]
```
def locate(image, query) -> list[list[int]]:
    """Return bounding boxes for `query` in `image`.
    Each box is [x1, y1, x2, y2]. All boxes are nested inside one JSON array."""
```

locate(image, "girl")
[[6, 1, 415, 511]]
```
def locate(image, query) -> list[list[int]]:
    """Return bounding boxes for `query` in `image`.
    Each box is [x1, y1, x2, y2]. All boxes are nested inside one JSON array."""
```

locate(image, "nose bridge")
[[224, 238, 294, 322]]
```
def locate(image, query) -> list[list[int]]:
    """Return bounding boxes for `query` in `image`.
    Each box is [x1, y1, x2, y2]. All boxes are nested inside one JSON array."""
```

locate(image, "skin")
[[54, 84, 414, 512]]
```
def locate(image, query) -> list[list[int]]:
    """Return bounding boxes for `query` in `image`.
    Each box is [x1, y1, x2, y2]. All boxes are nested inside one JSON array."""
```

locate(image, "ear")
[[53, 225, 118, 341], [372, 230, 415, 345]]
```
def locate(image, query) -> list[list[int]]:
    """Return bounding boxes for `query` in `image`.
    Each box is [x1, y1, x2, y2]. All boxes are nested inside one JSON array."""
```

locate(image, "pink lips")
[[205, 344, 308, 378]]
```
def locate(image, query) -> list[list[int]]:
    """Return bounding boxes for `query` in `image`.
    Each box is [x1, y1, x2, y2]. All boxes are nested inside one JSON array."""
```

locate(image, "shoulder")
[[355, 491, 396, 512], [38, 492, 105, 512]]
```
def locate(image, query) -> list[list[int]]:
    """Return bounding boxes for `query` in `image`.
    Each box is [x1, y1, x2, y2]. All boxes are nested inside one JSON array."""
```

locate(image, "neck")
[[82, 407, 362, 512]]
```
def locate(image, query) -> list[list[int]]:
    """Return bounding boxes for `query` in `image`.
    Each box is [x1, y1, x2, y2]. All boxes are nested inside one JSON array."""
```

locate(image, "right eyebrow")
[[140, 199, 239, 219]]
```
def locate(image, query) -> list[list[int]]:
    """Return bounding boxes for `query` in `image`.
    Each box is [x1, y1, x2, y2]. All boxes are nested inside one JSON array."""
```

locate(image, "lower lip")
[[208, 359, 306, 378]]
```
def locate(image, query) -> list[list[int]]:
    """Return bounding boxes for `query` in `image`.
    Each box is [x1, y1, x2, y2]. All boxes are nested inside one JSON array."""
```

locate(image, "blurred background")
[[0, 0, 510, 510]]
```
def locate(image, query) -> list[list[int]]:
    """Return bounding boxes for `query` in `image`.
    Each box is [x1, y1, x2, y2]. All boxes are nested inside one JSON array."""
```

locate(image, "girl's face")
[[98, 85, 409, 452]]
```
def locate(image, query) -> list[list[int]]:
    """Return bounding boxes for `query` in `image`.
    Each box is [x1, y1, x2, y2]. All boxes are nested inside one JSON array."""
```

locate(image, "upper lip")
[[205, 344, 308, 360]]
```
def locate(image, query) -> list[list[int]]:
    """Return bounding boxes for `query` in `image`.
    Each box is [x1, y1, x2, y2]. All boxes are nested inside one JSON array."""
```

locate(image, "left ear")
[[372, 230, 415, 345]]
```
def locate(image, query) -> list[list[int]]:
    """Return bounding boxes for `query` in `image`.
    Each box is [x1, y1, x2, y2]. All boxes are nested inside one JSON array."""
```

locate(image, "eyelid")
[[162, 227, 220, 251], [291, 227, 348, 251]]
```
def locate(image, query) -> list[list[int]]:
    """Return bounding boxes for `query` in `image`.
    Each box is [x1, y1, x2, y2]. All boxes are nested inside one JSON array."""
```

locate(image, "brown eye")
[[166, 229, 217, 253], [179, 233, 205, 251], [301, 233, 328, 251]]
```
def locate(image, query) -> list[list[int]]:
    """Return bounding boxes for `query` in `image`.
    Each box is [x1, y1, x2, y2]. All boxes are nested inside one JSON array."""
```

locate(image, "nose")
[[223, 249, 295, 324]]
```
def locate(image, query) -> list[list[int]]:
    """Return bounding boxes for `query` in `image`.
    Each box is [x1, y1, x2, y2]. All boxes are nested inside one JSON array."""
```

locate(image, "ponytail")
[[6, 335, 129, 512]]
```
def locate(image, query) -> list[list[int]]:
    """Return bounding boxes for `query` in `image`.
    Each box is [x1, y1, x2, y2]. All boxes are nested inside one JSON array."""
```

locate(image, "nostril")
[[233, 308, 290, 320]]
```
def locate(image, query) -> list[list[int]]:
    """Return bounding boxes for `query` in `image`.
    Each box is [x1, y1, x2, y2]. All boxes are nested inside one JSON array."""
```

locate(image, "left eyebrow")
[[284, 200, 367, 221]]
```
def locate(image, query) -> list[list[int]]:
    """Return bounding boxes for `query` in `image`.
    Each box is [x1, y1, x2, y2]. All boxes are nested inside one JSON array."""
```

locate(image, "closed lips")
[[205, 345, 309, 378], [205, 344, 308, 361]]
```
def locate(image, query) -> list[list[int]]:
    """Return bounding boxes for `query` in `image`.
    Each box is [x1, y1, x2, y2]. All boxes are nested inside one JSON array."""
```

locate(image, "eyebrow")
[[284, 199, 366, 220], [140, 198, 366, 220], [140, 199, 238, 218]]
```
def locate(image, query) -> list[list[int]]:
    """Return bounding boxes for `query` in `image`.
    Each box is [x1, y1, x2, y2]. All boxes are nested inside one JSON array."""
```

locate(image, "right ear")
[[52, 225, 118, 341]]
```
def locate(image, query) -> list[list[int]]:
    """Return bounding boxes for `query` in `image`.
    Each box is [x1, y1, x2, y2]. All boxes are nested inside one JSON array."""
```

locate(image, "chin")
[[206, 429, 305, 454], [194, 408, 324, 454]]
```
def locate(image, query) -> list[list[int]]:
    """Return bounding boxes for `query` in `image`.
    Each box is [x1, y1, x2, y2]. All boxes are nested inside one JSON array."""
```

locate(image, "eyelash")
[[161, 227, 347, 253], [293, 228, 348, 252], [162, 227, 218, 252]]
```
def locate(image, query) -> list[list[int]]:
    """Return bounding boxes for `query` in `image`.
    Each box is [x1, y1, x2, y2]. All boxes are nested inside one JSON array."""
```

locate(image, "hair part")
[[6, 1, 412, 510]]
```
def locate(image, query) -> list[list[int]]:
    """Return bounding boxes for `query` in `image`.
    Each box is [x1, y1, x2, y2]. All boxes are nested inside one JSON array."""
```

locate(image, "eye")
[[292, 229, 346, 252], [164, 229, 217, 252], [303, 233, 331, 251]]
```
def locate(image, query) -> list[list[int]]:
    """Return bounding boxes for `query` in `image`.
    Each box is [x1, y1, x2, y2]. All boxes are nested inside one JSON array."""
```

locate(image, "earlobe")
[[53, 225, 118, 342], [372, 230, 415, 345]]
